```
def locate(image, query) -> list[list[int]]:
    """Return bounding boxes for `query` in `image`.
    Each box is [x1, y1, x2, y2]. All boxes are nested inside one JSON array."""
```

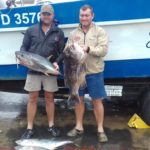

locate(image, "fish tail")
[[67, 94, 80, 108]]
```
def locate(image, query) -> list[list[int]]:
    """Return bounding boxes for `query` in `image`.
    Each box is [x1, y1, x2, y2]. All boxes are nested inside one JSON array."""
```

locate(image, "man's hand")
[[82, 46, 90, 53], [53, 62, 59, 70]]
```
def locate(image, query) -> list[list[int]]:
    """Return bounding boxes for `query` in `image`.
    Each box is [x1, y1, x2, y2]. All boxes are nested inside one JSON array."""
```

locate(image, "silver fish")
[[15, 51, 60, 76], [16, 138, 73, 150], [15, 146, 47, 150], [63, 43, 86, 107]]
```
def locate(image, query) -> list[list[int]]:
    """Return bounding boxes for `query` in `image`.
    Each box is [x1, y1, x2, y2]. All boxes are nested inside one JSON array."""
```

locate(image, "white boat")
[[0, 0, 150, 80]]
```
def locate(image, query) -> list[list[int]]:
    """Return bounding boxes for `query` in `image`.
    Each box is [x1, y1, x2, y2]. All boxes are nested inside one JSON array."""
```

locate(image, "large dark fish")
[[63, 43, 86, 107], [15, 51, 60, 76]]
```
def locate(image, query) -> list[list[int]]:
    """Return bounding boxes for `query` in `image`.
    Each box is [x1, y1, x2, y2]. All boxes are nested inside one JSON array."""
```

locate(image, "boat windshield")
[[0, 0, 51, 8], [0, 0, 80, 8], [0, 0, 7, 9]]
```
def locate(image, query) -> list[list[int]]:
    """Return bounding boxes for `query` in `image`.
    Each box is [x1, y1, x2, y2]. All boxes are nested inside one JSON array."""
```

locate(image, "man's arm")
[[88, 28, 108, 57], [55, 30, 65, 64], [20, 28, 31, 51]]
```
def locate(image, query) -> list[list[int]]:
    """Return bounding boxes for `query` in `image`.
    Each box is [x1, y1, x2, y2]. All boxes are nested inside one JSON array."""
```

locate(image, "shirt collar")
[[78, 22, 94, 32]]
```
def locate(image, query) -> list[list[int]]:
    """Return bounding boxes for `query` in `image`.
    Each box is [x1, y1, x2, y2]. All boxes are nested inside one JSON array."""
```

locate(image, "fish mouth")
[[46, 70, 61, 76], [44, 67, 61, 76], [15, 140, 21, 145], [55, 70, 61, 75], [52, 67, 61, 75]]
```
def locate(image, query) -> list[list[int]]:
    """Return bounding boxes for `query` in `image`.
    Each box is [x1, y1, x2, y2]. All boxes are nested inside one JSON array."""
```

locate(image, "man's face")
[[79, 8, 94, 27], [40, 12, 54, 25]]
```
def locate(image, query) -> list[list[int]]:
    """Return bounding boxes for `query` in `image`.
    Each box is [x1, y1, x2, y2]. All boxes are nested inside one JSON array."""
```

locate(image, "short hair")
[[80, 4, 93, 14]]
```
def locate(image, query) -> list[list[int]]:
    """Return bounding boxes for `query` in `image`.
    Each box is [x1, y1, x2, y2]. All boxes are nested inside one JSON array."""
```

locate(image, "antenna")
[[19, 0, 24, 6]]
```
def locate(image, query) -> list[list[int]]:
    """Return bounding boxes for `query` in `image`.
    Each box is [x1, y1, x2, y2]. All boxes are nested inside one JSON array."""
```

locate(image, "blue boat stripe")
[[1, 0, 150, 29], [0, 59, 150, 80]]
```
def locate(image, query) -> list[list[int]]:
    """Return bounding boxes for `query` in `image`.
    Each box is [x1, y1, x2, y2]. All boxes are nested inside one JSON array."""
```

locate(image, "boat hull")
[[1, 58, 150, 80], [0, 0, 150, 80]]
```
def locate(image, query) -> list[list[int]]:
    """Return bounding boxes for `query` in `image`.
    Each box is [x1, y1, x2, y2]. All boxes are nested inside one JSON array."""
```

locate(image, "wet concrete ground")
[[0, 91, 150, 150]]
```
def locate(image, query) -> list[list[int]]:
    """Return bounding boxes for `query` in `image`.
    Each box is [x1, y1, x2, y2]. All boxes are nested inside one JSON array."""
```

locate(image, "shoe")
[[67, 128, 84, 137], [48, 126, 60, 137], [21, 129, 34, 139], [98, 132, 108, 143]]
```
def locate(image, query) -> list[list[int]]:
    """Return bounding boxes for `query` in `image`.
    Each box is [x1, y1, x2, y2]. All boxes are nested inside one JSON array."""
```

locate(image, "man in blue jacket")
[[20, 4, 65, 139]]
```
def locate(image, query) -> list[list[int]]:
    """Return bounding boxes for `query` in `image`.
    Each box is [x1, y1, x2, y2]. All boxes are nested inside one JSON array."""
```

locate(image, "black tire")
[[140, 90, 150, 125]]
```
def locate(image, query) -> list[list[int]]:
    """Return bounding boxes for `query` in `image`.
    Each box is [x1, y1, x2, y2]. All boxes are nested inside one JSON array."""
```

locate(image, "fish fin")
[[80, 85, 86, 90], [67, 94, 80, 108], [73, 136, 83, 147], [47, 55, 53, 60], [80, 81, 86, 89]]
